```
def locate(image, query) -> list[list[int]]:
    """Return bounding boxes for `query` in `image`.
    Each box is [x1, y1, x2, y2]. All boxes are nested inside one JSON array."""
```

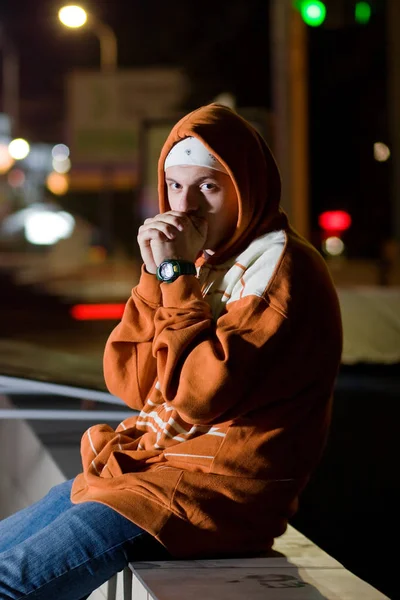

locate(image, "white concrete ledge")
[[0, 408, 134, 420], [0, 374, 124, 404], [124, 527, 389, 599]]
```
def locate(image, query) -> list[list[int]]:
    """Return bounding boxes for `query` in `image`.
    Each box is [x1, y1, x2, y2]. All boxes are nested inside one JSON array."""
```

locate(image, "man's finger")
[[138, 222, 178, 240], [145, 213, 186, 231]]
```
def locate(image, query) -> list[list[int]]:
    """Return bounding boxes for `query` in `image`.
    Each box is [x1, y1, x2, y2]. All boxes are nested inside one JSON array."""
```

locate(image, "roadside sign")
[[67, 68, 187, 166]]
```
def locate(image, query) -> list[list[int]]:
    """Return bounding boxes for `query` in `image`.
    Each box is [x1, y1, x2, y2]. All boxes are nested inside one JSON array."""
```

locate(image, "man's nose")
[[178, 188, 200, 213]]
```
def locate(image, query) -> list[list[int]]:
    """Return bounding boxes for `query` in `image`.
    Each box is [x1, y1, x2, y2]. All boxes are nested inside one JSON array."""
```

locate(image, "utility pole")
[[387, 0, 400, 243], [270, 0, 310, 239]]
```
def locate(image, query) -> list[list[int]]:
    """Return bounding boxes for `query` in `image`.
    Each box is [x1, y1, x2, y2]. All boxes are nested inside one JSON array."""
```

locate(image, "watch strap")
[[177, 260, 197, 276]]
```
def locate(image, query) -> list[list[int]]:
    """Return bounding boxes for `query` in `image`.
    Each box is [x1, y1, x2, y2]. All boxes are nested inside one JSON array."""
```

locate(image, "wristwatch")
[[156, 259, 197, 283]]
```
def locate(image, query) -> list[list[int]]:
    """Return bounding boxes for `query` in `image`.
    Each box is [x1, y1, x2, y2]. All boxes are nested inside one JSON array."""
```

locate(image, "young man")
[[0, 104, 342, 599]]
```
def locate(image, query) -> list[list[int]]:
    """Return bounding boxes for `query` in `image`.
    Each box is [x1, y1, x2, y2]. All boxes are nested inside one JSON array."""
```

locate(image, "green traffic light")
[[300, 1, 327, 27], [355, 2, 371, 25]]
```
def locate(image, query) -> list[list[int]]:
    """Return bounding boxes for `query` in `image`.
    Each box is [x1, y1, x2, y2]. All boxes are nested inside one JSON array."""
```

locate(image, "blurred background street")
[[0, 1, 399, 598]]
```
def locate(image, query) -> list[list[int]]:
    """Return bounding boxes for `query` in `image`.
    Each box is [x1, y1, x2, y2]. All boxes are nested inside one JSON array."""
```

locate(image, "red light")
[[8, 169, 26, 188], [71, 304, 125, 320], [318, 211, 352, 232]]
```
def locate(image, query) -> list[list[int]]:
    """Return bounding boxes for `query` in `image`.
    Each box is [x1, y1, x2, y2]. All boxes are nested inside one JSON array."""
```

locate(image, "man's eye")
[[201, 183, 215, 191], [170, 182, 181, 190]]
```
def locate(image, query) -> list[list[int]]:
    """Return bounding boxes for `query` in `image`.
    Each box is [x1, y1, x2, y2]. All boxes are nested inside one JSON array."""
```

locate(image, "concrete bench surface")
[[126, 525, 389, 599]]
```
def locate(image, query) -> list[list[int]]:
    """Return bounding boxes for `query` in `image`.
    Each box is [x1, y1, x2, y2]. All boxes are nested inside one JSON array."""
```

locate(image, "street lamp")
[[58, 4, 118, 71], [58, 5, 88, 28]]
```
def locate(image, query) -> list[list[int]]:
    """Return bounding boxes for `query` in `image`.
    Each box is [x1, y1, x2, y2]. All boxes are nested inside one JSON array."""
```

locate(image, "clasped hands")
[[137, 211, 208, 275]]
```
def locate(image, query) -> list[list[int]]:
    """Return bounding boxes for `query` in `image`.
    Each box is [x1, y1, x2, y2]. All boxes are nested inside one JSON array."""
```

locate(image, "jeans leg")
[[0, 490, 149, 600], [0, 480, 75, 553]]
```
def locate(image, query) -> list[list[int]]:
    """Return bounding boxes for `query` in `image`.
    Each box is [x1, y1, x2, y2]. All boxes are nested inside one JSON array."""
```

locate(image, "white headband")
[[164, 137, 228, 174]]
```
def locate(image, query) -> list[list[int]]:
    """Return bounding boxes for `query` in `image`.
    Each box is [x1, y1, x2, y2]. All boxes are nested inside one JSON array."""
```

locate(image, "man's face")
[[165, 165, 238, 253]]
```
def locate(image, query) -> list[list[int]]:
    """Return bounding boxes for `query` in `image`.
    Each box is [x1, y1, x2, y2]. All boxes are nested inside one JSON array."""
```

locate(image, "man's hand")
[[137, 211, 208, 274]]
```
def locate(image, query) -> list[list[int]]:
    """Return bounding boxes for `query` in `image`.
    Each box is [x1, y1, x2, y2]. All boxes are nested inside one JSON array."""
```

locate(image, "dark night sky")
[[0, 0, 272, 139], [0, 0, 392, 257], [308, 4, 390, 255]]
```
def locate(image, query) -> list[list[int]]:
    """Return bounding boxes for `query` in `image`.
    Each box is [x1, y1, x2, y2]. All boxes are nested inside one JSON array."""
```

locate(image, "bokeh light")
[[319, 210, 352, 232], [323, 236, 345, 256], [300, 1, 327, 27], [25, 210, 75, 245], [52, 144, 70, 160], [0, 144, 15, 174], [8, 169, 26, 188], [46, 172, 69, 195], [52, 157, 72, 174], [8, 138, 30, 160], [355, 2, 371, 25], [58, 5, 88, 28], [374, 142, 390, 162]]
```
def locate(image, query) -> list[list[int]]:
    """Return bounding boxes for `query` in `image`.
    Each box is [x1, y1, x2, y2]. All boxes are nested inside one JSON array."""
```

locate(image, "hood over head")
[[158, 103, 287, 265]]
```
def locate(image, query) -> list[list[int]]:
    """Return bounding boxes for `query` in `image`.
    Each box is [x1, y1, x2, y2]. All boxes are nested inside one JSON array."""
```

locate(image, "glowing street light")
[[58, 5, 88, 28], [58, 4, 118, 71], [8, 138, 30, 160]]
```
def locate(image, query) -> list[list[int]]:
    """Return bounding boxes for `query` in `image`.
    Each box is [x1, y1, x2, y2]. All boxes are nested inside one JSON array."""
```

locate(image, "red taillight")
[[71, 304, 125, 320], [318, 211, 352, 232]]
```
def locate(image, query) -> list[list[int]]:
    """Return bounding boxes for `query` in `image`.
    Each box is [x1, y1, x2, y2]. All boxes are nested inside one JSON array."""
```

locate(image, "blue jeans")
[[0, 479, 158, 600]]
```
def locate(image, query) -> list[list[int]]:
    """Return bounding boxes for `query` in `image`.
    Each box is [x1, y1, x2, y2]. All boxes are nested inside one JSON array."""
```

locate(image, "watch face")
[[160, 262, 177, 280]]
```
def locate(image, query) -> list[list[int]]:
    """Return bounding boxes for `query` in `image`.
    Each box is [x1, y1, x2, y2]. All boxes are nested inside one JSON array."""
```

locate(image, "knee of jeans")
[[47, 479, 74, 501]]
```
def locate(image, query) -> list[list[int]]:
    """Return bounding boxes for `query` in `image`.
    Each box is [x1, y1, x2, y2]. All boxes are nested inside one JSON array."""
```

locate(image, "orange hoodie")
[[71, 104, 342, 558]]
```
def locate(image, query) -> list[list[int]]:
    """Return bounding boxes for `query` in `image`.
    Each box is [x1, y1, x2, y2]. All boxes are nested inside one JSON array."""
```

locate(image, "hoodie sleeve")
[[152, 275, 289, 425], [103, 267, 161, 410]]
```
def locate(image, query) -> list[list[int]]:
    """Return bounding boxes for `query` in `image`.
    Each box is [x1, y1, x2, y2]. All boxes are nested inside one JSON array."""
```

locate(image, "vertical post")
[[270, 0, 292, 219], [90, 21, 118, 256], [290, 7, 310, 239], [0, 28, 19, 136], [270, 0, 310, 239], [387, 0, 400, 242], [107, 573, 117, 600]]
